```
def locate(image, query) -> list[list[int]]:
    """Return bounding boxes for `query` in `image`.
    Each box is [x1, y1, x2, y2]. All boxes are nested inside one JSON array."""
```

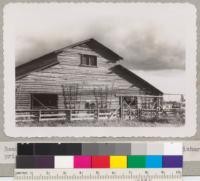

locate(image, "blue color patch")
[[146, 156, 162, 168]]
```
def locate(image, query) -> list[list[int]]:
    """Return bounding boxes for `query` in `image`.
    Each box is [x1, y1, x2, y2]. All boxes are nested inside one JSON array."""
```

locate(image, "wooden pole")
[[38, 110, 41, 122], [69, 109, 72, 122], [97, 108, 99, 121], [119, 96, 123, 120]]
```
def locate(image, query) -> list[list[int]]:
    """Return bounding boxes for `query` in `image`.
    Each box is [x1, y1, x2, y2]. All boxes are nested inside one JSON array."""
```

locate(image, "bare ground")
[[16, 117, 185, 127]]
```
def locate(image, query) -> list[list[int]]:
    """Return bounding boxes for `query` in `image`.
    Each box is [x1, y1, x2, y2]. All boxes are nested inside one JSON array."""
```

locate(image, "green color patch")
[[127, 155, 146, 168]]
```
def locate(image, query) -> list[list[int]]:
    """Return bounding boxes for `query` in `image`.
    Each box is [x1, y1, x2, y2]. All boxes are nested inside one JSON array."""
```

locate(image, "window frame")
[[80, 54, 97, 67]]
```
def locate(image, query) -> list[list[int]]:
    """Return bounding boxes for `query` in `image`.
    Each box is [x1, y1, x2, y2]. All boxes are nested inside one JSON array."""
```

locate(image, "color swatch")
[[110, 156, 127, 168], [17, 143, 182, 156], [91, 156, 110, 168], [16, 143, 183, 169], [54, 156, 73, 169], [146, 156, 162, 168], [162, 156, 183, 168], [16, 156, 54, 169], [74, 156, 91, 168], [127, 155, 146, 168], [16, 155, 183, 169]]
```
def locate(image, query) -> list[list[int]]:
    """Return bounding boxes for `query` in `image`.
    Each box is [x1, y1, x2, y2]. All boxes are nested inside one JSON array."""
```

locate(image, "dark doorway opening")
[[31, 94, 58, 109]]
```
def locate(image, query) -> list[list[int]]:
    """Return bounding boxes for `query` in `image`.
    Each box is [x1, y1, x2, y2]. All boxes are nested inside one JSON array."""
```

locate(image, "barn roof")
[[110, 64, 163, 95], [16, 38, 122, 79], [16, 52, 59, 79], [55, 38, 123, 61]]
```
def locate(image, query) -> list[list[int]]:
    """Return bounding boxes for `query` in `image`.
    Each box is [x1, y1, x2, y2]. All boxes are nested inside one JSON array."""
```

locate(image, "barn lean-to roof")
[[16, 38, 162, 94], [110, 64, 163, 95]]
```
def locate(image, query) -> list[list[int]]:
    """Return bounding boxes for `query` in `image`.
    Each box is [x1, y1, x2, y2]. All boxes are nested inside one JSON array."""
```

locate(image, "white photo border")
[[3, 2, 197, 137]]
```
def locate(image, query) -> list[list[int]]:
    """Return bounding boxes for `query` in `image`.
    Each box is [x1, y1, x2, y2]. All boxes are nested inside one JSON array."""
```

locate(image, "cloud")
[[11, 3, 188, 70], [132, 69, 185, 94], [119, 28, 185, 70]]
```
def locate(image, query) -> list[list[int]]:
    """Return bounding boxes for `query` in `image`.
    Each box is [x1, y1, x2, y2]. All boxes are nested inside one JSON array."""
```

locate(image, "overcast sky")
[[5, 3, 194, 94]]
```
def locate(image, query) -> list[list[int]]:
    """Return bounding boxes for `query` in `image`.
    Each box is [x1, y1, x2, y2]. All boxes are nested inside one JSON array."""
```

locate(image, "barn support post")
[[119, 96, 123, 120]]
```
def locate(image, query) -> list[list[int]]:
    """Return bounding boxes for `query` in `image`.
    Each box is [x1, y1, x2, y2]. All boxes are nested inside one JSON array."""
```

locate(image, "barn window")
[[31, 94, 58, 109], [80, 54, 97, 67]]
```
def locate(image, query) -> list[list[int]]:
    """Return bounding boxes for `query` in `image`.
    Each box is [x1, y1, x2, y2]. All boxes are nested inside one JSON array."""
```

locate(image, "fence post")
[[65, 109, 71, 123], [138, 108, 141, 121], [69, 109, 72, 122], [38, 110, 41, 122], [97, 108, 99, 121]]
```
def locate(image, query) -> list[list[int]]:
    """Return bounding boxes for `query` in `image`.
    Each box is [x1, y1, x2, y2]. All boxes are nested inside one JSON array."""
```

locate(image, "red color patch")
[[92, 156, 110, 168]]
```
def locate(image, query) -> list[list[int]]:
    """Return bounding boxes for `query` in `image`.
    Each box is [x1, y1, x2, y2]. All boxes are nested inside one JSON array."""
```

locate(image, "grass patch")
[[16, 117, 185, 127]]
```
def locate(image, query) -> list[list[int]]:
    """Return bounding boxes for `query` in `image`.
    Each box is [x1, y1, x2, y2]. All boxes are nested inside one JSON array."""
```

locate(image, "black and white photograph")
[[3, 3, 196, 137]]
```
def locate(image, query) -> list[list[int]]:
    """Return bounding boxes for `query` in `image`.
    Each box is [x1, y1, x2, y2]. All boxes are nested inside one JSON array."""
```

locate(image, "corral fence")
[[16, 94, 185, 123], [16, 108, 119, 122]]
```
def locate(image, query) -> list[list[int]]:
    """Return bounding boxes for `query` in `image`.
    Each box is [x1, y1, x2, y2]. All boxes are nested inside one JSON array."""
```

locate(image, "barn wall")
[[16, 44, 155, 110]]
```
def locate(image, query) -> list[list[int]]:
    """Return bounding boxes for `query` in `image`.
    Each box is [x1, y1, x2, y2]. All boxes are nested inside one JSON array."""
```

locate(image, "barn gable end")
[[16, 38, 122, 80]]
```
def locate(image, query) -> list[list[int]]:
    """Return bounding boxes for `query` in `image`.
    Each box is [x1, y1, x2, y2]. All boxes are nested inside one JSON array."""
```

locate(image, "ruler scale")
[[14, 168, 182, 181]]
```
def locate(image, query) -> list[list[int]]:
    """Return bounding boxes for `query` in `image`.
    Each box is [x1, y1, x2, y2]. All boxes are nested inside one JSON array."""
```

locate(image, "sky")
[[5, 3, 194, 94]]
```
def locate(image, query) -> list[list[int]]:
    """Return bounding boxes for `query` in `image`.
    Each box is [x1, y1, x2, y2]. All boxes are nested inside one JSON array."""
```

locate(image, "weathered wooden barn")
[[16, 38, 164, 123]]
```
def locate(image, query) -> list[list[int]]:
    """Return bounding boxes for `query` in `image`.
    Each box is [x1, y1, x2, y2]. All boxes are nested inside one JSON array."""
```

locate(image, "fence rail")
[[16, 106, 185, 123]]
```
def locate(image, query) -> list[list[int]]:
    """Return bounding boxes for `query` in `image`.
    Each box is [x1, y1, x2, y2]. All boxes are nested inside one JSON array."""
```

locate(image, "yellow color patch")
[[110, 156, 127, 168]]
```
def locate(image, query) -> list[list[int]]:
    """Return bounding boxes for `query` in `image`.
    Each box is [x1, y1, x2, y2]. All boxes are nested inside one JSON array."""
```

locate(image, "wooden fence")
[[16, 107, 185, 123], [16, 108, 119, 122]]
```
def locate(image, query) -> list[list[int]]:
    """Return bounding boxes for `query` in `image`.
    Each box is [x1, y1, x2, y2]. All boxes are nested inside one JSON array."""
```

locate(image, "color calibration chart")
[[14, 142, 183, 181]]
